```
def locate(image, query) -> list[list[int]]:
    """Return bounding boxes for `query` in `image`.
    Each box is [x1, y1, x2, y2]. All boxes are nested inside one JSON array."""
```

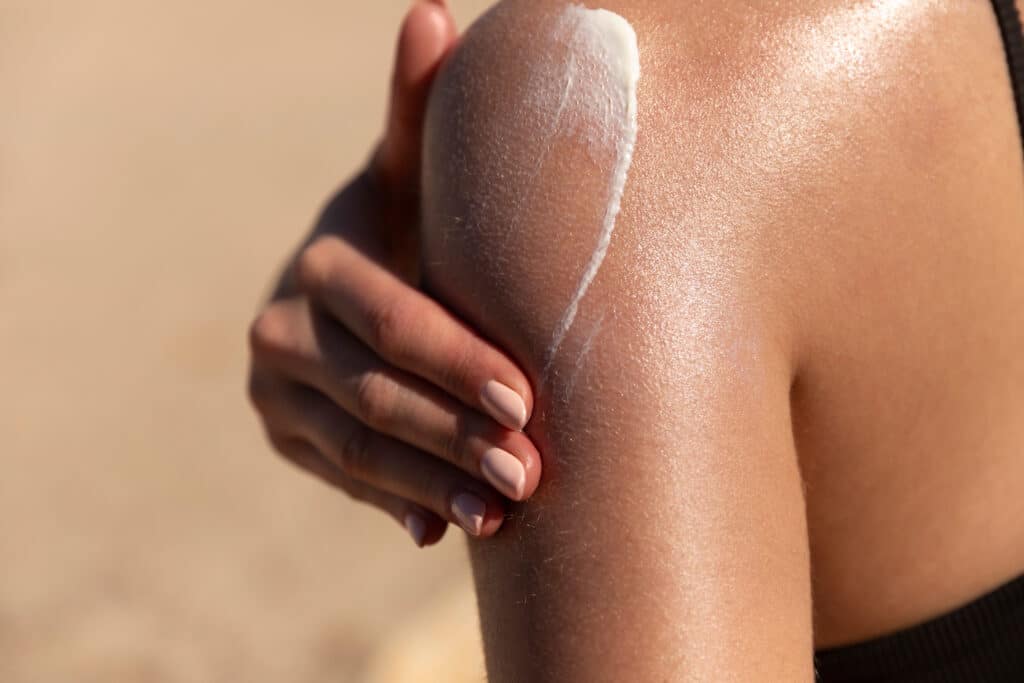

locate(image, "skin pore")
[[420, 0, 1024, 679]]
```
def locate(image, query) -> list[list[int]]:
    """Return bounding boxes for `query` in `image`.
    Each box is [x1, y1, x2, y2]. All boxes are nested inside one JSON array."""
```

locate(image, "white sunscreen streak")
[[539, 6, 640, 382], [560, 311, 606, 403]]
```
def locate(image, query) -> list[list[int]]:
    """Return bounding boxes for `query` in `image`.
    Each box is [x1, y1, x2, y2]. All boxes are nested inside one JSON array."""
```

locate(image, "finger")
[[250, 299, 540, 501], [270, 383, 507, 537], [373, 0, 458, 190], [296, 235, 535, 432], [251, 368, 451, 545], [264, 427, 448, 548]]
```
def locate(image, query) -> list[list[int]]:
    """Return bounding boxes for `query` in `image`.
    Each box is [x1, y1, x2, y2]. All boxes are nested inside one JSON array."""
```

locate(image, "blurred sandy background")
[[0, 1, 495, 680]]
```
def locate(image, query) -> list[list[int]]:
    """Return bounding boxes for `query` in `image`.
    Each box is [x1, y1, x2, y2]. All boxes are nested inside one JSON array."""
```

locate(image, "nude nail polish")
[[480, 447, 526, 500], [451, 492, 486, 536], [480, 380, 528, 431], [404, 512, 427, 547]]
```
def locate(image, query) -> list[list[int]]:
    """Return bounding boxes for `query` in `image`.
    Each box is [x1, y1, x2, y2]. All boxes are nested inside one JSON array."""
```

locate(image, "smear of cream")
[[560, 310, 606, 404], [538, 5, 640, 382]]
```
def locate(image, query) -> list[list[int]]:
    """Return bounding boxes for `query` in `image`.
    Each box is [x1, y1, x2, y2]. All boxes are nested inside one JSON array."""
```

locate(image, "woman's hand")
[[247, 0, 541, 547]]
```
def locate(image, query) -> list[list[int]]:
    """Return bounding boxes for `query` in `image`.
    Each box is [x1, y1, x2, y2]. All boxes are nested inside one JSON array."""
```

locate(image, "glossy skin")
[[420, 0, 1024, 678]]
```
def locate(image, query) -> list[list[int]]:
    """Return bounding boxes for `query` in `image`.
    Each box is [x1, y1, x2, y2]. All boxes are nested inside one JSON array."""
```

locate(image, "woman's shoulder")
[[440, 0, 1022, 313], [432, 0, 1024, 355], [457, 0, 1007, 147]]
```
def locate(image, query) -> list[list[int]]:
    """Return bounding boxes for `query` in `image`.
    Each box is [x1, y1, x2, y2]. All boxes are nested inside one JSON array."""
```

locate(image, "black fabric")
[[991, 0, 1024, 153], [814, 573, 1024, 682]]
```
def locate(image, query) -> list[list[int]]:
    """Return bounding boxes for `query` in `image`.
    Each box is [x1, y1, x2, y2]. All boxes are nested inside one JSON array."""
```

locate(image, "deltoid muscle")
[[532, 5, 640, 384]]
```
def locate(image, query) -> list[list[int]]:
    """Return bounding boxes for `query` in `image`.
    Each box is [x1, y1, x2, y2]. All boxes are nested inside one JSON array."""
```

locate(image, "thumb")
[[373, 0, 457, 191]]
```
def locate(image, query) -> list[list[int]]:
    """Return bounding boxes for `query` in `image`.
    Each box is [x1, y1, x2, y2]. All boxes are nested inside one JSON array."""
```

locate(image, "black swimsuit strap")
[[814, 572, 1024, 682], [991, 0, 1024, 153]]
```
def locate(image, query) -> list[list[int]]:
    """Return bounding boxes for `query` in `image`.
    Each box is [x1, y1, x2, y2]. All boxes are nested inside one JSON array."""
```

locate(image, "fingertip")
[[478, 506, 507, 537], [516, 441, 543, 501], [480, 379, 530, 431], [397, 2, 455, 88], [511, 369, 536, 423], [451, 491, 486, 536], [450, 490, 509, 538], [472, 418, 541, 504], [378, 0, 457, 188], [482, 358, 536, 429], [404, 507, 448, 547], [421, 521, 448, 546], [404, 511, 428, 547], [513, 378, 535, 427]]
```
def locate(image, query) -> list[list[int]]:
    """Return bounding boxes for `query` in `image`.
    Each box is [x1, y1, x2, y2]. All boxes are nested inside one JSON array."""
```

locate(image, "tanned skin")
[[419, 0, 1024, 679]]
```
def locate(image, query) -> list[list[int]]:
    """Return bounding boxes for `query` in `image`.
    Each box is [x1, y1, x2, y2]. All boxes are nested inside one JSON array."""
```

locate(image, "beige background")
[[0, 1, 495, 680]]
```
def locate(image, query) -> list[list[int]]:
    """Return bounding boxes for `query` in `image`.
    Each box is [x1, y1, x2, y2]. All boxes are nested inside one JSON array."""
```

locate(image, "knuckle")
[[337, 478, 362, 502], [324, 459, 359, 498], [266, 431, 299, 462], [441, 417, 473, 469], [335, 421, 374, 479], [440, 342, 478, 396], [248, 305, 291, 356], [294, 236, 335, 295], [246, 372, 272, 412], [354, 371, 397, 429], [364, 298, 408, 360]]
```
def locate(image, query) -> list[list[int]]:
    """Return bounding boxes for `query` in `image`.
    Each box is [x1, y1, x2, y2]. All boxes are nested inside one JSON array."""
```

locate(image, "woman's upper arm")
[[421, 2, 814, 679]]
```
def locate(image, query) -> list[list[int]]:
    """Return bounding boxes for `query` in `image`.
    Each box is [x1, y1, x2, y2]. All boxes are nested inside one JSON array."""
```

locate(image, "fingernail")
[[451, 492, 486, 536], [480, 447, 526, 500], [404, 512, 427, 547], [480, 380, 528, 431]]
